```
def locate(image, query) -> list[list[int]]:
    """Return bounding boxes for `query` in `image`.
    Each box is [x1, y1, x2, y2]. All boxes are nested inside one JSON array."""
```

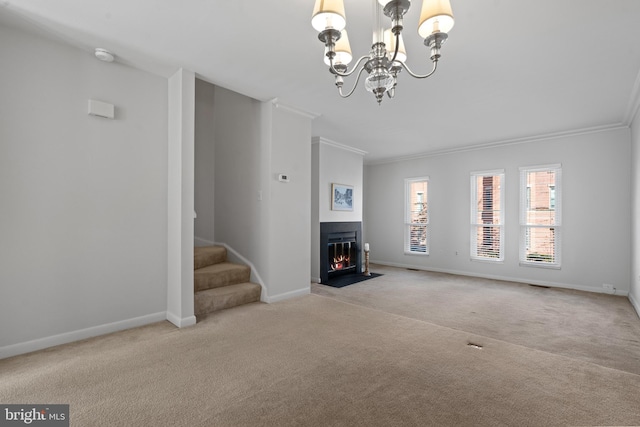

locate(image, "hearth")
[[320, 222, 362, 284]]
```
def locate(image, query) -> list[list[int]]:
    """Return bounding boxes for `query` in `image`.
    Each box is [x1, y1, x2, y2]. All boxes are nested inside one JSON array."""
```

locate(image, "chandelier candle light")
[[311, 0, 454, 104]]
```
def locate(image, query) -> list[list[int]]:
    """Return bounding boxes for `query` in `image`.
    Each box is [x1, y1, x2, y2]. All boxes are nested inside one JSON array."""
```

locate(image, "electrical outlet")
[[602, 283, 614, 290]]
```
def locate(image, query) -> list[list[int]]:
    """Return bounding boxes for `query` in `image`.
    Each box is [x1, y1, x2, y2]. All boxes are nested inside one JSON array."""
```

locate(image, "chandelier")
[[311, 0, 454, 104]]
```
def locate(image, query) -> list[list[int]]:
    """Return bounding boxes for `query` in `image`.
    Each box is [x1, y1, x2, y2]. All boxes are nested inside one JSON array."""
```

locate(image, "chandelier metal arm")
[[329, 55, 370, 77], [389, 32, 401, 64], [400, 59, 438, 79], [336, 65, 369, 98]]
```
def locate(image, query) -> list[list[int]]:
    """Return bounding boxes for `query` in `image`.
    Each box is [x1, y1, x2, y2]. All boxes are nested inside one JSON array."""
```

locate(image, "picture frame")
[[331, 183, 353, 211]]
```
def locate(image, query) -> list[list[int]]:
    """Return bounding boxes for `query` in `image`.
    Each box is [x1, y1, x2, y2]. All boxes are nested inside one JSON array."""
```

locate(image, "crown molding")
[[270, 98, 320, 120], [366, 123, 630, 166], [311, 136, 368, 156]]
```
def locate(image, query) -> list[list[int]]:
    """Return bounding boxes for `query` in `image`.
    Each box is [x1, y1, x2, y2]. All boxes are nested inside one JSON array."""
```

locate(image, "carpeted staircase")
[[194, 246, 261, 318]]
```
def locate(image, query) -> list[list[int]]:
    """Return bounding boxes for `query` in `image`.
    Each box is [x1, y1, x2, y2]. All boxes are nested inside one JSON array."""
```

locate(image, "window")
[[519, 164, 561, 268], [470, 170, 504, 261], [405, 178, 429, 254]]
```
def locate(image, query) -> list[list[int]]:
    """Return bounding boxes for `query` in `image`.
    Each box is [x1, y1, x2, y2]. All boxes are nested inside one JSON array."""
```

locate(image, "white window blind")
[[470, 170, 504, 261], [519, 164, 562, 268], [404, 177, 429, 254]]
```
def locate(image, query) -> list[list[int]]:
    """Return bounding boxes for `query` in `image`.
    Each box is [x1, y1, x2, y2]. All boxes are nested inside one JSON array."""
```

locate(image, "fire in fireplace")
[[332, 255, 349, 270], [329, 242, 356, 272]]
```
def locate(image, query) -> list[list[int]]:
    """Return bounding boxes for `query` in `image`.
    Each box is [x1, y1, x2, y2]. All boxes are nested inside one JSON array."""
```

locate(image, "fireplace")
[[320, 222, 362, 284]]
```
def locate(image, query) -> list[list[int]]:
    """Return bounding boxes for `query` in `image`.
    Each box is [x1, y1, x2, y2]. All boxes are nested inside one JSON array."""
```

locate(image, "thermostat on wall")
[[278, 174, 290, 183]]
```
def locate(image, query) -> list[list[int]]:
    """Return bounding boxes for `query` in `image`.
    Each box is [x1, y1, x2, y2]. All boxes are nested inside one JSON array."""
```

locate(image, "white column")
[[167, 68, 196, 327]]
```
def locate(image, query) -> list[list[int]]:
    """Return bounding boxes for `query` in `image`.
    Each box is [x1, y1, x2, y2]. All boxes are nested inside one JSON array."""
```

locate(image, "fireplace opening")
[[328, 240, 357, 274], [320, 222, 362, 284]]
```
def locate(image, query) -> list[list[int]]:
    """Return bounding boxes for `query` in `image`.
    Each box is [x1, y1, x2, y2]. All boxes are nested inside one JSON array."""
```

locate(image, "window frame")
[[470, 169, 505, 262], [404, 177, 429, 255], [519, 164, 562, 269]]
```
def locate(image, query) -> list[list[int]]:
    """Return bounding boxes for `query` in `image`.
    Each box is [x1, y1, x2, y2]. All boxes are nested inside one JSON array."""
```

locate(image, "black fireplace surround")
[[320, 221, 362, 284]]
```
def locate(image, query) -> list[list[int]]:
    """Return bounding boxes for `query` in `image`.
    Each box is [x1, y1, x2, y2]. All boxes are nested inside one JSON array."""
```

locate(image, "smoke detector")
[[94, 48, 115, 63]]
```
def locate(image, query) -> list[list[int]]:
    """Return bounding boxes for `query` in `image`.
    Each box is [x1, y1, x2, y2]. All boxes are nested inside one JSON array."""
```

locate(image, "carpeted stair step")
[[194, 282, 262, 316], [194, 246, 227, 270], [194, 262, 251, 292]]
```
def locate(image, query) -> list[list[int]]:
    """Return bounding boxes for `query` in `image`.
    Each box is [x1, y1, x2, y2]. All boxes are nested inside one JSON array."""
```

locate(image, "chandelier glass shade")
[[311, 0, 455, 104]]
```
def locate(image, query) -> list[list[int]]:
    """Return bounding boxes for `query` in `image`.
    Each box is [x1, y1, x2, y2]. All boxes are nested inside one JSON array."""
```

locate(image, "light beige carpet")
[[1, 268, 639, 426], [313, 264, 640, 376]]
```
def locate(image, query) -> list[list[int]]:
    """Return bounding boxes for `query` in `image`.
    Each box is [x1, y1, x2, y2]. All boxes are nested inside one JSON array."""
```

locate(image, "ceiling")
[[2, 1, 640, 163]]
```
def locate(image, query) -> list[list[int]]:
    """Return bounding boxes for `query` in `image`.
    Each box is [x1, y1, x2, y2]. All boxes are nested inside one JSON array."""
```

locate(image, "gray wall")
[[631, 108, 640, 313], [194, 79, 216, 244], [364, 128, 632, 294], [316, 140, 364, 223], [212, 89, 312, 301], [212, 86, 263, 263], [268, 106, 312, 297], [0, 22, 168, 351]]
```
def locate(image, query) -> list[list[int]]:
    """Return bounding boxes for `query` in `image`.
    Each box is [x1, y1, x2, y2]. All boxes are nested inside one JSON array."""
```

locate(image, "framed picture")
[[331, 183, 353, 211]]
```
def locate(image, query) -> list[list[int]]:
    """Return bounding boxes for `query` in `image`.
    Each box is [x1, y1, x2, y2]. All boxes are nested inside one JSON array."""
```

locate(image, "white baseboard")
[[371, 260, 630, 297], [310, 276, 321, 284], [629, 292, 640, 319], [166, 312, 197, 328], [266, 286, 310, 303], [0, 311, 167, 360]]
